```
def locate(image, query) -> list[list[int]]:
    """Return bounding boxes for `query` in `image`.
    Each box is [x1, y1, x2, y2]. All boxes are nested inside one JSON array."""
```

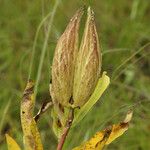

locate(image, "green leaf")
[[51, 105, 71, 139], [51, 107, 64, 139], [6, 134, 21, 150], [73, 72, 110, 126]]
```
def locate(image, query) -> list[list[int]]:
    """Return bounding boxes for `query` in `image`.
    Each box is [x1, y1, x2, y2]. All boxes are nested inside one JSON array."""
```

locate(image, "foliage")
[[0, 0, 150, 149]]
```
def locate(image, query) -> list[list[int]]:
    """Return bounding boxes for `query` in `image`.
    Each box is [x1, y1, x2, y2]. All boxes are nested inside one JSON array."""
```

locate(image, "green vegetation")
[[0, 0, 150, 149]]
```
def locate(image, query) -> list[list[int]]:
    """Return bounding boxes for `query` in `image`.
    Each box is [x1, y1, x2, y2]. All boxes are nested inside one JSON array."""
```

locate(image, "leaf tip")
[[124, 110, 133, 123]]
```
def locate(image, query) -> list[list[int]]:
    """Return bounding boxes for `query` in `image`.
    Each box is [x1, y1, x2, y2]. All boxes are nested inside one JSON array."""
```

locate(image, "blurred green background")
[[0, 0, 150, 149]]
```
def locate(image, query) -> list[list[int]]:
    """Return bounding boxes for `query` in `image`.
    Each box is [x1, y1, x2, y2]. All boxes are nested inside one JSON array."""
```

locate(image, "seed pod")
[[73, 7, 101, 107], [51, 8, 84, 106]]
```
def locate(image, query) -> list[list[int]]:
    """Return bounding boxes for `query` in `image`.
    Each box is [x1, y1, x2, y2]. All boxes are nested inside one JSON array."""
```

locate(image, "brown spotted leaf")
[[21, 80, 43, 150], [73, 111, 133, 150]]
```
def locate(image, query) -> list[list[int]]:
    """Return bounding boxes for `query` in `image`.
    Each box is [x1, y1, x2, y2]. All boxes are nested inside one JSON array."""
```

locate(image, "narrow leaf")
[[73, 111, 133, 150], [73, 72, 110, 126], [6, 134, 21, 150]]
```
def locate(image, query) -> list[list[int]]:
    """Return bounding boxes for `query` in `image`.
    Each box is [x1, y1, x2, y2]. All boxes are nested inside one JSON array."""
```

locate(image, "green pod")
[[73, 7, 101, 107], [51, 8, 84, 106]]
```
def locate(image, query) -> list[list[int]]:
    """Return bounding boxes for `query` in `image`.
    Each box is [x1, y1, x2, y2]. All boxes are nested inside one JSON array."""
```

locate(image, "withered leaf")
[[73, 111, 133, 150], [21, 80, 43, 150]]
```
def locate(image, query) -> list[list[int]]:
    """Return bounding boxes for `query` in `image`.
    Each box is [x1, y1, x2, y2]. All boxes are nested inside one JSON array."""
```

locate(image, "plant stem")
[[57, 109, 74, 150], [34, 0, 60, 100]]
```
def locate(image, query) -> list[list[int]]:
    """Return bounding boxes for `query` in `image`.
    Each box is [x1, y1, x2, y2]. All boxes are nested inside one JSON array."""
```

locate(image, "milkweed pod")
[[73, 7, 102, 107], [51, 8, 84, 106]]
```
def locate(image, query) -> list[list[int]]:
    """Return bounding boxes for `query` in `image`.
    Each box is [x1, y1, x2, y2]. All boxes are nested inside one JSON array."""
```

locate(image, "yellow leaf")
[[6, 134, 21, 150], [30, 119, 44, 150], [73, 111, 133, 150], [106, 110, 133, 145], [21, 80, 43, 150]]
